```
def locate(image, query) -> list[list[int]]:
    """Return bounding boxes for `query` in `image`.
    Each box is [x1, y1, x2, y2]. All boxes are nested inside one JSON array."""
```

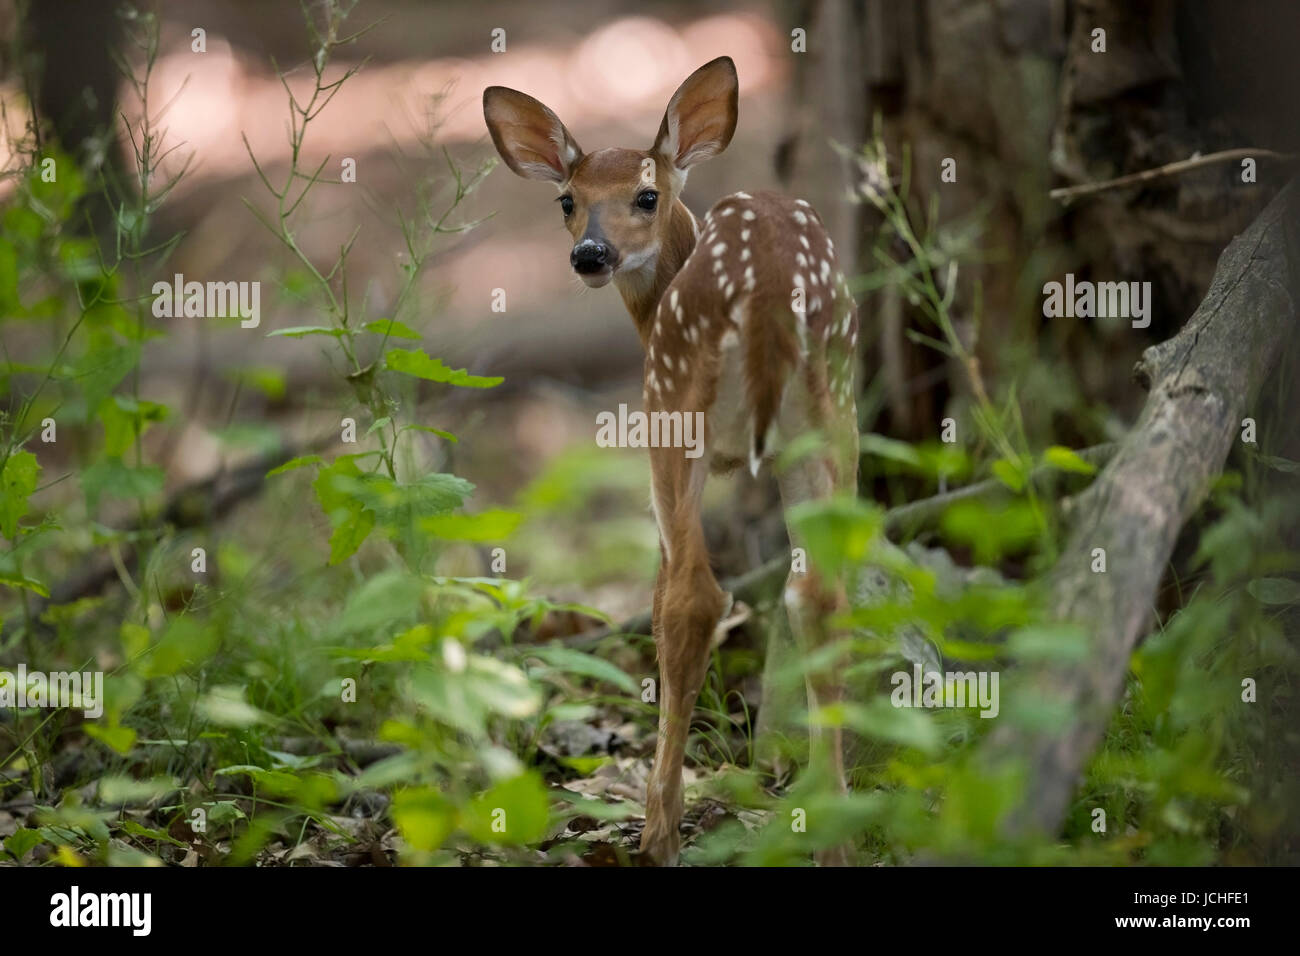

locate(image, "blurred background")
[[8, 0, 1297, 600]]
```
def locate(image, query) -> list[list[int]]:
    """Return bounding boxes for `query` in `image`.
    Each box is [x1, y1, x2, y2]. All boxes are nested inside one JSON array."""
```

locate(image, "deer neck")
[[616, 198, 698, 348]]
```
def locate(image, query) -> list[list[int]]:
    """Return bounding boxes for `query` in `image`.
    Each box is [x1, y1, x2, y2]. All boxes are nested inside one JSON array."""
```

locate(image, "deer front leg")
[[640, 456, 726, 866]]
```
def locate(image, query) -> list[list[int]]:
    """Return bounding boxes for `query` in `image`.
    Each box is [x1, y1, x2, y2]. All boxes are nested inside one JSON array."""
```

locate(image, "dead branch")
[[1050, 148, 1294, 203]]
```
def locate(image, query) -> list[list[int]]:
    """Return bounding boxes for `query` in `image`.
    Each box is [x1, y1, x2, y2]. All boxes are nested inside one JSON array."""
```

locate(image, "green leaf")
[[4, 829, 44, 859], [403, 424, 458, 443], [461, 772, 550, 845], [99, 775, 178, 804], [266, 325, 344, 338], [74, 341, 139, 416], [80, 459, 164, 512], [312, 457, 376, 563], [197, 685, 272, 727], [941, 499, 1041, 565], [1042, 445, 1096, 476], [335, 571, 426, 634], [859, 433, 923, 468], [0, 568, 49, 597], [328, 508, 375, 565], [266, 454, 324, 477], [229, 365, 286, 400], [420, 509, 522, 542], [140, 617, 219, 678], [85, 722, 137, 755], [524, 645, 636, 693], [212, 765, 301, 797], [408, 655, 540, 736], [385, 348, 503, 388], [991, 457, 1029, 493], [812, 698, 940, 754], [99, 396, 168, 457], [393, 787, 456, 852], [118, 819, 187, 848], [788, 494, 883, 581], [362, 318, 421, 340], [346, 473, 475, 534], [1247, 577, 1300, 606], [0, 450, 39, 539]]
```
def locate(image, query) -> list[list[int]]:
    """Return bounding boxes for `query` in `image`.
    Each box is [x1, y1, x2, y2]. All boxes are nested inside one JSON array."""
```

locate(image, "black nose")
[[571, 240, 611, 274]]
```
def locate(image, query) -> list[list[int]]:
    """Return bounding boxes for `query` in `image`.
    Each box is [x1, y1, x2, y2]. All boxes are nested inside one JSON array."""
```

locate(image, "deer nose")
[[571, 239, 611, 274]]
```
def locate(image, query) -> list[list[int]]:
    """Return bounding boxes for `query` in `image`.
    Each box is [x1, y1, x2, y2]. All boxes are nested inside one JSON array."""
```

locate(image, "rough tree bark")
[[977, 179, 1300, 836]]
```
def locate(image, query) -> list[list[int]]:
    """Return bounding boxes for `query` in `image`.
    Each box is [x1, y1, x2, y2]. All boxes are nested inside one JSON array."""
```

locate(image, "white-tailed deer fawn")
[[485, 56, 859, 865]]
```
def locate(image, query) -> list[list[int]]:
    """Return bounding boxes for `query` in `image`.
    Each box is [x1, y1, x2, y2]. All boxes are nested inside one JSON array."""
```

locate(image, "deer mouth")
[[576, 264, 615, 287]]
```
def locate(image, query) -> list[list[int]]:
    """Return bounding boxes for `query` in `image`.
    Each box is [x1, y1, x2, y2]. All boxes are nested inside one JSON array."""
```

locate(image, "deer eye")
[[635, 189, 658, 212], [559, 195, 574, 217]]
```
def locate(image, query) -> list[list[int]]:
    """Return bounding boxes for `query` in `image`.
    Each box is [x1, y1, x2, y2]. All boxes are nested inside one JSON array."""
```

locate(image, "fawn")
[[484, 56, 859, 865]]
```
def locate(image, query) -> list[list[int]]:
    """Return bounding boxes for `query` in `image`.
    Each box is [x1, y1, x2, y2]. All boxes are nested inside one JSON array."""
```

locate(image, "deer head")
[[483, 57, 739, 328]]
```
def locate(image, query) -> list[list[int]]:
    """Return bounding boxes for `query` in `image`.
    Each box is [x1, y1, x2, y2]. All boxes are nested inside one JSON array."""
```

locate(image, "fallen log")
[[976, 179, 1300, 836]]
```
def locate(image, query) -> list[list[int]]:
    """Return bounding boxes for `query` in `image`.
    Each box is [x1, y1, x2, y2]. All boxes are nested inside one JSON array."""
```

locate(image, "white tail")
[[485, 56, 859, 865]]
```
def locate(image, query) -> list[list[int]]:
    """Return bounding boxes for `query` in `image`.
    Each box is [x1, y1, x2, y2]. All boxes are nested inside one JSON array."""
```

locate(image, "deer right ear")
[[652, 57, 739, 176], [483, 87, 583, 184]]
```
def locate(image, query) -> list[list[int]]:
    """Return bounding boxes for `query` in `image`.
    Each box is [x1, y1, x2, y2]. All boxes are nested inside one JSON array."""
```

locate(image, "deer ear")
[[653, 57, 738, 174], [483, 86, 583, 184]]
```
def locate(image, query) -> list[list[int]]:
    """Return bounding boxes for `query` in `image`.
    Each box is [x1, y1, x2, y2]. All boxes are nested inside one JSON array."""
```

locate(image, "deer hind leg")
[[774, 363, 860, 864], [640, 450, 729, 866]]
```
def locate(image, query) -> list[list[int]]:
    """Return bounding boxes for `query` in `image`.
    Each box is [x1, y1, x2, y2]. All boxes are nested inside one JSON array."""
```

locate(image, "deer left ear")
[[483, 86, 584, 184], [652, 56, 738, 177]]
